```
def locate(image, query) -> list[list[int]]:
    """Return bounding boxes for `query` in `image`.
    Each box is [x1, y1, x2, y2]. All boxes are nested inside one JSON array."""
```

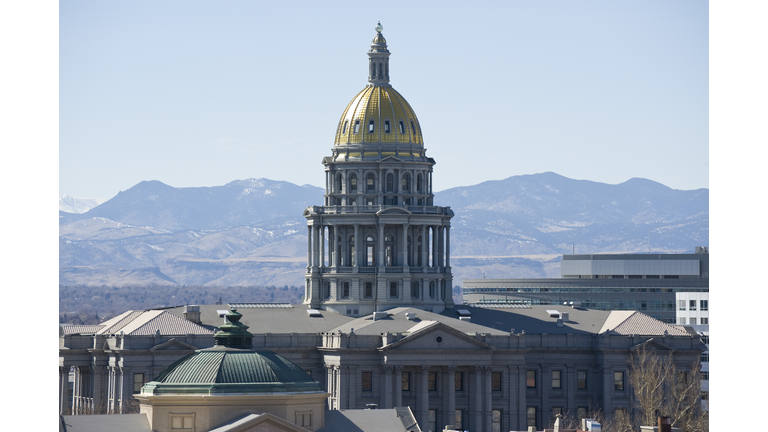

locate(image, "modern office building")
[[59, 25, 707, 432], [463, 249, 709, 323]]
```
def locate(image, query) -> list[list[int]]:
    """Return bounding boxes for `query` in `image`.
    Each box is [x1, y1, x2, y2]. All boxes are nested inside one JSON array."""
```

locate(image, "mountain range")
[[59, 172, 708, 287]]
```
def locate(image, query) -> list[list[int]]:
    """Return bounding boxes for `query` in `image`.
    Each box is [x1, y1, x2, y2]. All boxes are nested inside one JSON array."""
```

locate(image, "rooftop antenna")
[[572, 244, 575, 255], [483, 270, 486, 279]]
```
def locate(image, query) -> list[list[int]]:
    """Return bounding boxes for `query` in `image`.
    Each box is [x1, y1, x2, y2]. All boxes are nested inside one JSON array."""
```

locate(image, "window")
[[362, 371, 372, 391], [366, 173, 375, 192], [701, 317, 708, 324], [700, 300, 708, 311], [386, 173, 394, 192], [614, 371, 624, 391], [402, 173, 410, 192], [553, 407, 563, 417], [390, 281, 398, 298], [342, 120, 348, 134], [690, 317, 697, 325], [455, 372, 463, 391], [527, 407, 537, 429], [399, 371, 410, 391], [689, 300, 697, 310], [364, 282, 373, 298], [552, 370, 561, 389], [411, 121, 417, 135], [428, 371, 437, 391], [384, 120, 391, 133], [429, 410, 437, 432], [701, 334, 709, 344], [577, 407, 587, 419], [353, 119, 360, 133], [701, 391, 709, 400], [526, 370, 536, 388], [702, 371, 708, 380], [133, 373, 145, 393], [492, 409, 501, 432], [296, 412, 312, 428], [368, 120, 375, 133], [350, 174, 357, 193], [679, 300, 686, 311], [342, 282, 350, 298], [614, 407, 627, 421], [399, 120, 405, 134], [454, 410, 463, 430], [170, 415, 194, 431], [492, 371, 502, 391], [578, 370, 588, 389], [701, 353, 709, 363], [411, 281, 419, 298]]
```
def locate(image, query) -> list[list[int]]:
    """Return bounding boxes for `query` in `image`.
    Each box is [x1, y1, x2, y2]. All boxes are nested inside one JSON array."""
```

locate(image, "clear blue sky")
[[59, 0, 709, 199]]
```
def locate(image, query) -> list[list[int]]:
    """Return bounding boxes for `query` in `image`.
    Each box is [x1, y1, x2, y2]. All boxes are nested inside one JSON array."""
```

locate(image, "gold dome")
[[334, 85, 423, 147]]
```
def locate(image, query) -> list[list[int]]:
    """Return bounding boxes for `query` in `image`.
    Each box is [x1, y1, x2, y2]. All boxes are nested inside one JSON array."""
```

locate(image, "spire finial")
[[375, 21, 383, 33]]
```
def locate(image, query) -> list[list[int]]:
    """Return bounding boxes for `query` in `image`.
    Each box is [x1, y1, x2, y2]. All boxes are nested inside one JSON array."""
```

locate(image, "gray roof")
[[95, 310, 213, 336], [61, 414, 150, 432], [167, 303, 357, 334], [319, 408, 420, 432]]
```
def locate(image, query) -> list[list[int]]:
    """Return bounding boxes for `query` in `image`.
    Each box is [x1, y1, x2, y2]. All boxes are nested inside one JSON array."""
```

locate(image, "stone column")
[[602, 366, 612, 414], [60, 366, 70, 415], [542, 365, 550, 427], [518, 367, 527, 432], [337, 365, 347, 409], [474, 366, 482, 432], [420, 365, 430, 431], [421, 225, 428, 268], [445, 226, 451, 268], [378, 224, 385, 269], [92, 365, 103, 414], [402, 223, 409, 270], [437, 225, 444, 267], [347, 366, 356, 409], [395, 366, 403, 407], [384, 366, 393, 409], [567, 366, 575, 413], [508, 366, 518, 432], [446, 366, 456, 429], [307, 226, 313, 267], [485, 367, 493, 432], [320, 225, 326, 268], [354, 224, 360, 268]]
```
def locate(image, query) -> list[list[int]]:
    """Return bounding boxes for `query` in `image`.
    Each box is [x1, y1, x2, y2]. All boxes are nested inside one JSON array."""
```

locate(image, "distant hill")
[[59, 194, 106, 214], [59, 173, 708, 287]]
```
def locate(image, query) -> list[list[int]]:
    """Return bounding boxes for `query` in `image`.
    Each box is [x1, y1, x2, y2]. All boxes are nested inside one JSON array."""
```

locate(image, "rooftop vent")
[[405, 312, 418, 320], [457, 309, 472, 317], [373, 311, 388, 321], [546, 309, 561, 318], [307, 309, 323, 317], [217, 309, 230, 318]]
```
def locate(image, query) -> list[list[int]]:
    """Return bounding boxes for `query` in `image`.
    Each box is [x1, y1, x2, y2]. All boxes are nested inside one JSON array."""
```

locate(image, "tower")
[[303, 23, 454, 315]]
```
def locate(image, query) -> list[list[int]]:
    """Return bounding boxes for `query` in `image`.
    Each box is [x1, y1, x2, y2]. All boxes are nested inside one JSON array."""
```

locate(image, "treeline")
[[59, 284, 303, 325]]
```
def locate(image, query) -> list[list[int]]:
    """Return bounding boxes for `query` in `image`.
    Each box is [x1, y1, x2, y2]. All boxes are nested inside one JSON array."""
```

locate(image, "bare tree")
[[628, 341, 708, 432]]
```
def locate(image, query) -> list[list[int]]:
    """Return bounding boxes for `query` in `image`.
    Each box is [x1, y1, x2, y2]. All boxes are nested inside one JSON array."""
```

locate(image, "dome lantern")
[[368, 21, 390, 85]]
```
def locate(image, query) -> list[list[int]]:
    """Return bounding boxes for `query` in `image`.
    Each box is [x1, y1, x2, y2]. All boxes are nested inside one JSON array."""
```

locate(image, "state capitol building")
[[59, 24, 706, 432]]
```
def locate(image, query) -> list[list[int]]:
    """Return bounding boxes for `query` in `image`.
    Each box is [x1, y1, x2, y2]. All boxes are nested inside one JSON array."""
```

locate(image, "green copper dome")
[[141, 348, 322, 395]]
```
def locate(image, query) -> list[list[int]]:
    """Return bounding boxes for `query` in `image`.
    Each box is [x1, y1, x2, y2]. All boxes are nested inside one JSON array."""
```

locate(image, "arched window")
[[368, 120, 375, 134], [399, 120, 405, 134], [366, 236, 375, 266], [411, 121, 417, 135], [402, 173, 411, 193], [349, 173, 357, 193], [336, 173, 343, 193], [342, 121, 348, 134], [384, 120, 391, 134], [366, 173, 375, 193], [353, 120, 361, 134], [417, 235, 423, 266], [378, 63, 383, 78], [384, 235, 395, 266], [386, 173, 394, 192], [416, 173, 422, 192], [371, 61, 376, 77], [348, 236, 355, 266]]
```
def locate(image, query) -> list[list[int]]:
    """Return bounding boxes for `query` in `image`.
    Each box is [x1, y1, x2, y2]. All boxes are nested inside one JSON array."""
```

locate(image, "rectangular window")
[[170, 414, 194, 431], [402, 371, 410, 391], [526, 407, 537, 429], [399, 120, 405, 134], [429, 410, 437, 432], [492, 409, 501, 432], [577, 407, 587, 420], [701, 334, 709, 344], [492, 371, 502, 391], [455, 409, 463, 430], [689, 300, 697, 310], [614, 371, 624, 391], [342, 282, 350, 298], [455, 372, 463, 391], [701, 391, 709, 400], [577, 370, 587, 389], [428, 371, 438, 391], [526, 370, 536, 388], [552, 370, 561, 389], [368, 120, 375, 133], [679, 300, 686, 310], [701, 353, 709, 363], [701, 317, 708, 324], [133, 373, 144, 393], [700, 300, 708, 311], [350, 177, 357, 193], [353, 119, 360, 133], [364, 282, 373, 298], [690, 317, 697, 325], [553, 407, 563, 417], [362, 371, 372, 391], [384, 120, 391, 133], [342, 121, 348, 134], [702, 371, 708, 380], [390, 282, 398, 298]]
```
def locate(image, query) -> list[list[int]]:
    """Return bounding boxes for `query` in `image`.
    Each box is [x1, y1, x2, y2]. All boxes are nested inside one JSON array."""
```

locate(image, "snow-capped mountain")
[[59, 194, 107, 214]]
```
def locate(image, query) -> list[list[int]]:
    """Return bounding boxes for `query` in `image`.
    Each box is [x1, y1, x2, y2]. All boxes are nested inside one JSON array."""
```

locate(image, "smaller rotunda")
[[135, 309, 328, 432]]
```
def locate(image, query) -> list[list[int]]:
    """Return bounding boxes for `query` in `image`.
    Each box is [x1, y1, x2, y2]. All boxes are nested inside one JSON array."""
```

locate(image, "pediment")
[[376, 207, 412, 215], [209, 412, 308, 432], [379, 156, 404, 163], [150, 338, 198, 352], [629, 338, 674, 352], [381, 321, 494, 351]]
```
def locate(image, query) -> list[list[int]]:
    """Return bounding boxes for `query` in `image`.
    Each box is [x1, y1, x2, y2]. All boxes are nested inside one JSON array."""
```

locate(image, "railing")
[[316, 266, 445, 274], [314, 205, 451, 215], [385, 266, 403, 273]]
